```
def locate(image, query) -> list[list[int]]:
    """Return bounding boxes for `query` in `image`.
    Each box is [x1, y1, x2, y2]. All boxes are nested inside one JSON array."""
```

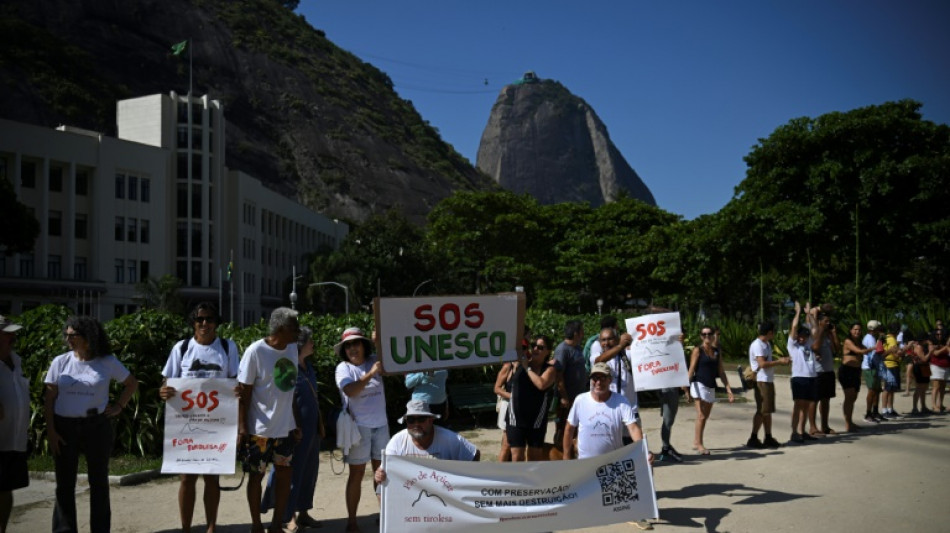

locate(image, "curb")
[[29, 469, 164, 487]]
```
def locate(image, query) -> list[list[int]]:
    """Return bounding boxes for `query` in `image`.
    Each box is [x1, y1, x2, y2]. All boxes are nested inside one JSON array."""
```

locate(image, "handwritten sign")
[[625, 313, 689, 391], [161, 377, 238, 474], [375, 293, 525, 372]]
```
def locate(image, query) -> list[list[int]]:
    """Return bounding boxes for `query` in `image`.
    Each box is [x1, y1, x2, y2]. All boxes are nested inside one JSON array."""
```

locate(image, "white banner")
[[161, 377, 238, 474], [375, 293, 525, 373], [380, 440, 657, 532], [626, 313, 689, 391]]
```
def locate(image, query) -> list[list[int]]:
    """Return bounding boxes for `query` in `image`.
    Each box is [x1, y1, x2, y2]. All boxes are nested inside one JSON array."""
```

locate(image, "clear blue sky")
[[297, 0, 950, 220]]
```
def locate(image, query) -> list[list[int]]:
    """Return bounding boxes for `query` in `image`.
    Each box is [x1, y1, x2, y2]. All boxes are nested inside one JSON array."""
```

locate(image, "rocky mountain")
[[0, 0, 496, 223], [476, 75, 655, 207]]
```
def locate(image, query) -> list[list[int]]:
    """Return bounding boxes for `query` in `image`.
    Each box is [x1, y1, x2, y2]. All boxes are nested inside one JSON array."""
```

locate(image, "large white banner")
[[626, 313, 689, 391], [380, 440, 657, 532], [375, 293, 525, 373], [161, 377, 238, 474]]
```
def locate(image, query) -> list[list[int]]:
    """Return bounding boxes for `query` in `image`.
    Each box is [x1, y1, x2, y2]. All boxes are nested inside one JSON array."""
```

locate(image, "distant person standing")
[[405, 369, 448, 422], [862, 321, 885, 422], [787, 303, 819, 444], [160, 302, 239, 533], [0, 316, 28, 533], [687, 325, 734, 454], [839, 323, 871, 432], [747, 321, 789, 449], [809, 309, 840, 434], [506, 335, 557, 461], [44, 316, 139, 533], [553, 320, 587, 446]]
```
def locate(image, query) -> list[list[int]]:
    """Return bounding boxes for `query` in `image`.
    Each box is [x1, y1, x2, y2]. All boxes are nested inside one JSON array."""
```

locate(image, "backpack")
[[179, 336, 237, 378], [582, 333, 600, 374]]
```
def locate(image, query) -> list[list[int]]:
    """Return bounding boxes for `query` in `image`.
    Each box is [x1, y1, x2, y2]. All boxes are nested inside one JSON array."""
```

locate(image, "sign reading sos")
[[180, 389, 219, 413], [413, 303, 485, 332], [635, 321, 666, 340]]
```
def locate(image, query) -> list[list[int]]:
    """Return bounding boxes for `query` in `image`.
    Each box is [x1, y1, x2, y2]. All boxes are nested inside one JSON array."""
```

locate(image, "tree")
[[0, 176, 39, 254], [134, 275, 184, 315]]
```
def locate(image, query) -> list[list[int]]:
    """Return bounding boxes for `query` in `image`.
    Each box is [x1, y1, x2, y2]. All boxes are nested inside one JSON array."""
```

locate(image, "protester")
[[506, 334, 557, 461], [374, 399, 479, 485], [911, 337, 932, 415], [563, 362, 654, 529], [808, 307, 839, 434], [334, 326, 388, 532], [687, 325, 734, 454], [553, 320, 587, 446], [862, 321, 885, 422], [747, 321, 789, 449], [492, 360, 515, 461], [44, 316, 139, 533], [159, 302, 239, 533], [404, 369, 448, 422], [928, 325, 949, 413], [839, 323, 871, 431], [787, 303, 818, 444], [0, 316, 28, 533], [261, 326, 324, 532], [237, 307, 302, 533], [880, 322, 905, 418], [591, 326, 638, 418]]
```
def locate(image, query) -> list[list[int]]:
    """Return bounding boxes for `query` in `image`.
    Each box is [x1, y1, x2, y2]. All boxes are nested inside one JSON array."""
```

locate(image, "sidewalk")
[[10, 378, 950, 532]]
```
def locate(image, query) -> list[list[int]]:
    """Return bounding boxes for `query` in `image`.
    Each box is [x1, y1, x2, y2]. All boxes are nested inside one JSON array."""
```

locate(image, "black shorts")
[[0, 450, 29, 491], [791, 377, 818, 401], [506, 424, 547, 448], [838, 365, 861, 392], [817, 371, 837, 399]]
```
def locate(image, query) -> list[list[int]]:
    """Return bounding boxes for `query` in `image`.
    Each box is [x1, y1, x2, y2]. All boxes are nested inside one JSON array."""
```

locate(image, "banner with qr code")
[[380, 439, 657, 532]]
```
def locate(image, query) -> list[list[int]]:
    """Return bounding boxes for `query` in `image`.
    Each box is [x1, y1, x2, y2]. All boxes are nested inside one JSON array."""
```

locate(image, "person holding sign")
[[44, 316, 139, 533], [506, 334, 557, 461], [160, 302, 239, 533], [334, 327, 388, 532], [591, 327, 638, 417], [237, 308, 302, 533], [686, 326, 734, 455]]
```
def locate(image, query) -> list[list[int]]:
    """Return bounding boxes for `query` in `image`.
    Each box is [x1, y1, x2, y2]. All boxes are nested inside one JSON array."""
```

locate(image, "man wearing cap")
[[373, 400, 479, 485], [862, 320, 885, 422], [0, 316, 28, 533], [334, 326, 388, 533]]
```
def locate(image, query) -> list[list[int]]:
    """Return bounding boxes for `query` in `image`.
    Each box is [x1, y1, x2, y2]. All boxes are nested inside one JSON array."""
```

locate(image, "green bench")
[[450, 382, 498, 427]]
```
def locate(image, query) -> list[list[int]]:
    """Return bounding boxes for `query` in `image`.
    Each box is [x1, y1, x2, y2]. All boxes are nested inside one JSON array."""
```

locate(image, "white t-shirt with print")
[[788, 338, 818, 378], [0, 351, 30, 451], [237, 338, 298, 438], [384, 426, 477, 461], [336, 355, 388, 428], [566, 391, 638, 459], [44, 352, 131, 417], [749, 338, 774, 382], [162, 337, 239, 379]]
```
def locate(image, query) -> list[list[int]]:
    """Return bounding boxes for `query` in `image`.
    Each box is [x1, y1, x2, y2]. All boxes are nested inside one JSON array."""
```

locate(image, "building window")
[[115, 216, 124, 241], [49, 167, 63, 192], [176, 260, 187, 282], [128, 260, 137, 284], [115, 259, 124, 283], [177, 126, 189, 149], [141, 178, 150, 202], [208, 187, 213, 220], [177, 183, 188, 218], [191, 226, 202, 256], [21, 161, 36, 188], [48, 210, 62, 237], [19, 256, 34, 277], [127, 218, 137, 242], [191, 127, 202, 150], [76, 170, 89, 196], [75, 214, 88, 239], [191, 154, 202, 181], [177, 153, 188, 179], [0, 256, 5, 277], [114, 304, 125, 318], [115, 173, 125, 199], [177, 102, 188, 123], [48, 255, 62, 279], [191, 184, 202, 218], [140, 219, 150, 243], [191, 103, 203, 125], [74, 257, 87, 280], [128, 175, 138, 200], [191, 261, 202, 286], [140, 260, 150, 280], [176, 222, 187, 256]]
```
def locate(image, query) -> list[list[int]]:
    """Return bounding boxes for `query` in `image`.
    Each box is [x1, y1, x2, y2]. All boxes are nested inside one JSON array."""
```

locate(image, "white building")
[[0, 92, 347, 323]]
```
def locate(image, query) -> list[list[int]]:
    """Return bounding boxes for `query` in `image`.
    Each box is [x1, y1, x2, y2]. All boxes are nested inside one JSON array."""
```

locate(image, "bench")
[[450, 383, 498, 427]]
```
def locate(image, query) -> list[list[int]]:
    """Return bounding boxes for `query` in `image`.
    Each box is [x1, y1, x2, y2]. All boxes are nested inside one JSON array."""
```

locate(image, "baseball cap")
[[866, 320, 882, 331], [0, 315, 23, 333], [590, 362, 613, 377]]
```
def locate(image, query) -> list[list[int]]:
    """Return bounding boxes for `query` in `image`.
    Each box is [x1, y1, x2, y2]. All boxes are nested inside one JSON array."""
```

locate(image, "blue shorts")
[[345, 425, 389, 465], [883, 367, 901, 392], [791, 377, 818, 401]]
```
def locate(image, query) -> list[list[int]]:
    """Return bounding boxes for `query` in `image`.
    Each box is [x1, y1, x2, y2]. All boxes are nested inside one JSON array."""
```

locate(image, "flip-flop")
[[821, 427, 837, 435]]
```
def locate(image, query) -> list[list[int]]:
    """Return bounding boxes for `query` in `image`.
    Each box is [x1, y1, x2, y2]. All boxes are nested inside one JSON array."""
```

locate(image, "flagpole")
[[189, 37, 193, 97]]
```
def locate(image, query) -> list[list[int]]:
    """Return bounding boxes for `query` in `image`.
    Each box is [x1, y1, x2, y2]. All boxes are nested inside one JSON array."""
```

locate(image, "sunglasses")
[[405, 416, 430, 424], [194, 316, 217, 324], [700, 332, 714, 337], [591, 374, 610, 381], [532, 344, 548, 351]]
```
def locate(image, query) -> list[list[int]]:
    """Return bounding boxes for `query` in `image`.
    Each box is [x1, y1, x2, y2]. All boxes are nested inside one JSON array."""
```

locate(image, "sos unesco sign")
[[375, 293, 525, 372]]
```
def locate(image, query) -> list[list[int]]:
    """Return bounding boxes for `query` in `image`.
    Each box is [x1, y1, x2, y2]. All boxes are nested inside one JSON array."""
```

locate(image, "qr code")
[[596, 459, 639, 506]]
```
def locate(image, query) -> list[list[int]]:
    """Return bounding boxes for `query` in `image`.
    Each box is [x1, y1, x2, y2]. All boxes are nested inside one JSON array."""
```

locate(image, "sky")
[[297, 1, 950, 220]]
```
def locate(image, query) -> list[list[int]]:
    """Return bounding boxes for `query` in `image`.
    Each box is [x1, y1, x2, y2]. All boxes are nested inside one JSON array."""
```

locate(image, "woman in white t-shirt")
[[44, 316, 138, 533]]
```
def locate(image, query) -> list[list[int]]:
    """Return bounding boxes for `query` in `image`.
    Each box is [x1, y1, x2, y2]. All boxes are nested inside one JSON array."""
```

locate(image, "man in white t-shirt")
[[238, 307, 301, 533], [159, 302, 239, 533], [0, 316, 28, 533], [747, 321, 789, 449], [374, 400, 479, 485]]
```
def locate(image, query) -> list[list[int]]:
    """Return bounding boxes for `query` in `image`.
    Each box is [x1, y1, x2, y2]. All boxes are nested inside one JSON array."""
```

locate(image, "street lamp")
[[596, 298, 604, 316], [413, 279, 433, 297], [290, 265, 303, 310], [310, 281, 349, 315]]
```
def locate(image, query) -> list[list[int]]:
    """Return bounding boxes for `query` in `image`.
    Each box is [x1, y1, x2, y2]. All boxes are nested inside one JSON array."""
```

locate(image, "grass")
[[29, 455, 162, 476]]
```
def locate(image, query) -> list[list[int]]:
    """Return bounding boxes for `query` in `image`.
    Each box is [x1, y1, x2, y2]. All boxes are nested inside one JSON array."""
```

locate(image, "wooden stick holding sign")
[[374, 293, 525, 373]]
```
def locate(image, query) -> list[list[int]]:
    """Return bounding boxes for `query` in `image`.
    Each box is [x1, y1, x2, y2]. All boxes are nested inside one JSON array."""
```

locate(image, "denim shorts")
[[345, 425, 389, 465]]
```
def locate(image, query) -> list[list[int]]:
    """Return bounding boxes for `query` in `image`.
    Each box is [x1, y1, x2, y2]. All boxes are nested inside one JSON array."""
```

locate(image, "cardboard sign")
[[375, 293, 525, 372], [625, 313, 689, 391], [161, 377, 238, 474]]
